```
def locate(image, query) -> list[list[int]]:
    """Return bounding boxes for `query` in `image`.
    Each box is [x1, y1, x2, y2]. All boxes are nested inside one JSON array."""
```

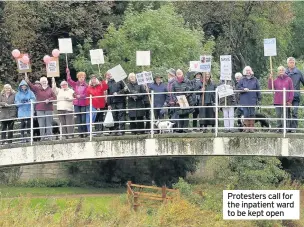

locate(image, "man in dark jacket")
[[285, 57, 304, 132], [107, 73, 128, 136]]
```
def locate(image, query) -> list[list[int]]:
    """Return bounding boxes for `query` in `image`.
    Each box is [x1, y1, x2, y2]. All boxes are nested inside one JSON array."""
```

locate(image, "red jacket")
[[86, 81, 108, 109]]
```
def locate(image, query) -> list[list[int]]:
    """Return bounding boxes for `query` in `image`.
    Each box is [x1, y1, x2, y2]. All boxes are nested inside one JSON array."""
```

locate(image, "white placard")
[[90, 49, 104, 65], [136, 51, 150, 66], [108, 64, 127, 82], [58, 38, 73, 54], [176, 95, 189, 109], [217, 84, 234, 99], [264, 38, 277, 56], [223, 190, 300, 220], [200, 55, 212, 64], [189, 61, 200, 71], [136, 71, 153, 85], [189, 61, 211, 72], [220, 55, 232, 80]]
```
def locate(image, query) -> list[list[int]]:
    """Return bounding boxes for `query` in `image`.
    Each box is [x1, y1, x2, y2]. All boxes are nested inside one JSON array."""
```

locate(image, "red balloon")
[[12, 49, 20, 58], [43, 55, 51, 64], [52, 49, 60, 58], [22, 55, 30, 64]]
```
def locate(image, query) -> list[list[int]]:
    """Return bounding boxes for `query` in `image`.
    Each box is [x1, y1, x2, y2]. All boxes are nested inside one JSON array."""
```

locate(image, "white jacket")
[[52, 86, 74, 111]]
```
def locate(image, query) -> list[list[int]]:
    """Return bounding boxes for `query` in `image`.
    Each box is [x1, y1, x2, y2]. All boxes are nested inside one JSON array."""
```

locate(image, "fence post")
[[283, 88, 286, 138], [89, 95, 93, 141], [215, 89, 219, 137], [30, 100, 34, 146], [162, 185, 167, 204], [150, 90, 154, 138]]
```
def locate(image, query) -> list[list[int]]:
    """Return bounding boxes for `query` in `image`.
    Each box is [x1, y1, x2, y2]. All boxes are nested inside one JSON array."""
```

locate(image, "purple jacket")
[[268, 75, 294, 105], [67, 73, 88, 106]]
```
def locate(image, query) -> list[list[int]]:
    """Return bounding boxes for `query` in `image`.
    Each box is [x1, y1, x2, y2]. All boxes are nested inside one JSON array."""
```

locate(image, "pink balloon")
[[52, 49, 60, 58], [43, 55, 51, 64], [12, 49, 20, 58], [22, 55, 30, 64]]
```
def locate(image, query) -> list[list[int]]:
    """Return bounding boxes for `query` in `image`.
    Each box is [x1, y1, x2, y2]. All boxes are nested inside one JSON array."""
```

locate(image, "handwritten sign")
[[200, 55, 212, 63], [90, 49, 104, 65], [136, 51, 150, 66], [190, 60, 211, 72], [176, 95, 189, 109], [136, 71, 153, 85], [190, 61, 200, 71], [217, 84, 234, 99], [58, 38, 73, 53], [16, 54, 32, 73], [264, 38, 277, 56], [46, 57, 60, 77], [220, 55, 232, 80], [108, 64, 127, 82]]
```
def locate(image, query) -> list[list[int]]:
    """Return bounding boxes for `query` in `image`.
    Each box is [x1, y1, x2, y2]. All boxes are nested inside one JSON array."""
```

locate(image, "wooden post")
[[97, 64, 101, 77], [134, 193, 139, 212], [65, 54, 69, 68], [162, 185, 167, 204]]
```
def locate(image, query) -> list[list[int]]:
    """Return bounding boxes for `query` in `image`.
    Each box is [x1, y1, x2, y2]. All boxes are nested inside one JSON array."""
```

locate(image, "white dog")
[[155, 120, 175, 134]]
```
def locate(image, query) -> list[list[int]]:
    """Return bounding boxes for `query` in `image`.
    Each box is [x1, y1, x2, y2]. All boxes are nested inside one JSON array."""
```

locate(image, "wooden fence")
[[126, 181, 180, 211]]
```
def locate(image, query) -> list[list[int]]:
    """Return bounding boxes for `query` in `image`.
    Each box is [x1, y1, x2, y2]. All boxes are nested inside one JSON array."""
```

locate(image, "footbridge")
[[0, 133, 303, 167]]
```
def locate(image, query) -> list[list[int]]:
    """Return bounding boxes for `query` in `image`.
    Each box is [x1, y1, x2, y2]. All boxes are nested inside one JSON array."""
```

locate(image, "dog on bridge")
[[155, 120, 175, 134], [239, 112, 271, 132]]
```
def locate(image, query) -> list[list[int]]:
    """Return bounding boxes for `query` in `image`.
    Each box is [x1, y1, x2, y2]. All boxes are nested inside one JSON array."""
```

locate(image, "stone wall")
[[19, 163, 69, 180]]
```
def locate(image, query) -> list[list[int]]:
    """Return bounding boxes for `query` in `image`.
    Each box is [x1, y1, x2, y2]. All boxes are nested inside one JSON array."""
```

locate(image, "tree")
[[74, 4, 215, 77]]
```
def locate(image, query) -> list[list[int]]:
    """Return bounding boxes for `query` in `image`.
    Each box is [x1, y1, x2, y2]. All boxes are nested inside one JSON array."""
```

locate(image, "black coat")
[[107, 79, 126, 104], [201, 82, 216, 105], [191, 79, 203, 106], [126, 82, 146, 118], [172, 79, 195, 115]]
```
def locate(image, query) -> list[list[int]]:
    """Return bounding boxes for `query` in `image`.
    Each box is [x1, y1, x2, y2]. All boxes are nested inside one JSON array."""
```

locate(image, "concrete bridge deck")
[[0, 133, 303, 167]]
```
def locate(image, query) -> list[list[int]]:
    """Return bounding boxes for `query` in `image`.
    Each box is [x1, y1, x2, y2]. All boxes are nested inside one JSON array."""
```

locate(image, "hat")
[[90, 74, 97, 79], [166, 68, 176, 77], [34, 80, 41, 85], [154, 74, 163, 79], [60, 80, 68, 86], [195, 72, 202, 76]]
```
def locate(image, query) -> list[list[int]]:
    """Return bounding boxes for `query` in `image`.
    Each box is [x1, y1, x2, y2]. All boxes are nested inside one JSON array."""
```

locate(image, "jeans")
[[290, 100, 299, 129], [74, 105, 87, 133], [36, 110, 53, 138], [86, 106, 97, 132], [243, 107, 255, 118]]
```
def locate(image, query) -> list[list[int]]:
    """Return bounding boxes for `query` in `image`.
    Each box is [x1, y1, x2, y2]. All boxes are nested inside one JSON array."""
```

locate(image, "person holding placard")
[[52, 78, 75, 139], [268, 66, 294, 133], [66, 68, 88, 137], [199, 72, 216, 133], [236, 66, 261, 133], [86, 75, 108, 134], [15, 81, 36, 143], [0, 84, 17, 144], [25, 76, 56, 140], [107, 73, 128, 136], [125, 73, 146, 135], [191, 72, 203, 131], [285, 57, 304, 133]]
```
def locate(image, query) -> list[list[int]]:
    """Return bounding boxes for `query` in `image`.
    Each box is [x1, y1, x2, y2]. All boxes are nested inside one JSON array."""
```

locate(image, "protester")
[[285, 57, 304, 132], [148, 74, 167, 120], [172, 69, 194, 133], [236, 66, 261, 133], [66, 68, 88, 137], [107, 73, 128, 136], [199, 72, 216, 132], [126, 73, 146, 134], [52, 78, 75, 139], [218, 80, 236, 132], [234, 72, 243, 130], [86, 74, 108, 134], [25, 76, 56, 140], [269, 66, 294, 133], [165, 68, 178, 128], [191, 72, 203, 131], [0, 84, 17, 144]]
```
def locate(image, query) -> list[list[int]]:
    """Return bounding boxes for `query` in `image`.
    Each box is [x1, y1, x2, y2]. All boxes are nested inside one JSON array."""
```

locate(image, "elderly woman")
[[26, 76, 56, 140], [52, 77, 75, 139], [126, 73, 146, 134], [199, 72, 216, 132], [15, 80, 36, 143], [268, 66, 294, 133], [86, 74, 108, 133], [0, 84, 17, 144], [66, 68, 88, 137], [236, 66, 261, 133]]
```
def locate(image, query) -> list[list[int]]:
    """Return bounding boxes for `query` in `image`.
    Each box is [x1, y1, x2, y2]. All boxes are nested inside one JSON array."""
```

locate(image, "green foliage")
[[11, 178, 75, 188]]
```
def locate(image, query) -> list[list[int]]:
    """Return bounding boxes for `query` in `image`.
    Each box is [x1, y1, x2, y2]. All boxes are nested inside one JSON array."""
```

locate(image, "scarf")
[[177, 76, 184, 83]]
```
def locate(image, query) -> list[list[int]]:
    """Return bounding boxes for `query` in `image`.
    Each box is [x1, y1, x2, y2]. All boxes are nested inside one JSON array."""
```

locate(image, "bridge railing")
[[0, 88, 301, 145]]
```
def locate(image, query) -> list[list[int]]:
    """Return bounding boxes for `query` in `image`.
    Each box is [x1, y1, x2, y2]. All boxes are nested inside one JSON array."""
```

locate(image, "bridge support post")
[[150, 90, 154, 138], [215, 88, 218, 137], [30, 100, 34, 146], [89, 95, 93, 141], [283, 88, 286, 138]]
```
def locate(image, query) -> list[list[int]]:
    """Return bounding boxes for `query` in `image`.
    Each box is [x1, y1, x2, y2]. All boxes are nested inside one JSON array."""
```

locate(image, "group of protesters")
[[0, 56, 302, 144]]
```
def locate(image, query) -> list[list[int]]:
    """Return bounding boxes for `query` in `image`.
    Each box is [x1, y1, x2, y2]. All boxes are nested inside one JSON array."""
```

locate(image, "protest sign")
[[264, 38, 277, 57], [16, 54, 32, 73], [176, 95, 189, 109], [136, 71, 153, 85], [217, 84, 234, 99], [190, 61, 200, 71], [108, 64, 127, 82], [46, 57, 60, 77], [190, 61, 211, 72], [200, 55, 212, 64], [90, 49, 104, 65], [58, 38, 73, 53], [220, 55, 232, 80], [136, 51, 150, 66]]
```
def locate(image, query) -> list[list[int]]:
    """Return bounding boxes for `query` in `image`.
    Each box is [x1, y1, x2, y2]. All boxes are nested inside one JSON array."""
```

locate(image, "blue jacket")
[[236, 76, 261, 106], [285, 67, 304, 101], [14, 80, 36, 118], [148, 82, 168, 107]]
